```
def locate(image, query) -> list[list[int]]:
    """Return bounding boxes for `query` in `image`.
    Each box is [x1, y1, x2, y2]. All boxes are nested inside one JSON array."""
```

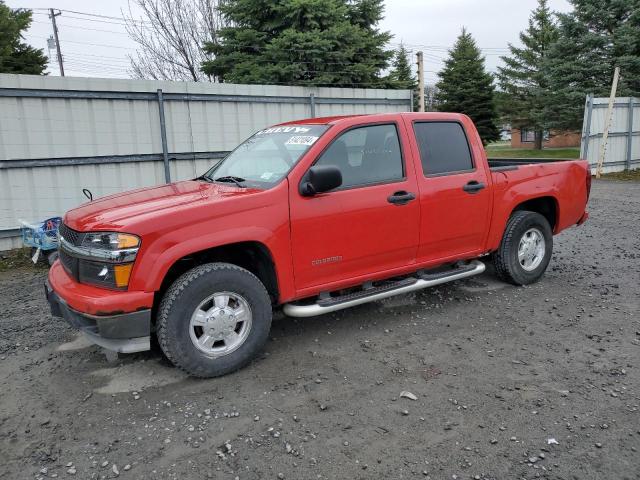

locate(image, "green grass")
[[485, 144, 580, 160], [598, 168, 640, 181]]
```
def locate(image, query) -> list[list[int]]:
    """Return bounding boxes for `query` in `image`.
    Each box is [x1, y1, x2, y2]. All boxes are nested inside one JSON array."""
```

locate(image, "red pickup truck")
[[46, 112, 590, 377]]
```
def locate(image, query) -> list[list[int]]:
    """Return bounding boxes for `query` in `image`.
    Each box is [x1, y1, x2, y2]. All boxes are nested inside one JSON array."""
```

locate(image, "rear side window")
[[413, 122, 473, 176], [315, 124, 403, 188]]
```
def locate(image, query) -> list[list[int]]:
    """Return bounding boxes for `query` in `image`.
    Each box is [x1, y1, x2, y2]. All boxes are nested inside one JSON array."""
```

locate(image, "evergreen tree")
[[201, 0, 392, 87], [497, 0, 558, 149], [388, 43, 416, 89], [436, 28, 500, 144], [0, 1, 48, 74], [545, 0, 640, 130], [386, 43, 417, 109]]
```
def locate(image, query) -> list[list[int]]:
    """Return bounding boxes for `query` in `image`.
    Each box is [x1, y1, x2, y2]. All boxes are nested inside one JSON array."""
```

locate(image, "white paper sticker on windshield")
[[260, 172, 275, 180], [256, 126, 311, 135], [286, 135, 319, 146]]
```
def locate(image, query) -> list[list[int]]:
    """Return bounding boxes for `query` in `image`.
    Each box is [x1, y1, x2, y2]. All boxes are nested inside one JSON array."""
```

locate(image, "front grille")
[[58, 223, 83, 280], [58, 223, 84, 246], [58, 247, 77, 278]]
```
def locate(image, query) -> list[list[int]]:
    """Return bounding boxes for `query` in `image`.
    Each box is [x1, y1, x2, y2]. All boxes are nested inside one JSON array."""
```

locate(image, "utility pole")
[[49, 8, 64, 76], [416, 51, 425, 112]]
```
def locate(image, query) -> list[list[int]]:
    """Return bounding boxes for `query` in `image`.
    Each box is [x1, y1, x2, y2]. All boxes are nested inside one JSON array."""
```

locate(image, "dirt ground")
[[1, 180, 639, 480]]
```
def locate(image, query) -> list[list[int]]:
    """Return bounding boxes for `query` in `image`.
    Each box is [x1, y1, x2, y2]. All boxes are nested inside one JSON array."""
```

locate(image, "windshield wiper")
[[195, 174, 214, 183], [213, 176, 246, 188]]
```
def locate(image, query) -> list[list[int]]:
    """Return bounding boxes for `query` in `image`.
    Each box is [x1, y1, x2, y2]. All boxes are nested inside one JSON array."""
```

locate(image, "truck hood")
[[64, 180, 262, 231]]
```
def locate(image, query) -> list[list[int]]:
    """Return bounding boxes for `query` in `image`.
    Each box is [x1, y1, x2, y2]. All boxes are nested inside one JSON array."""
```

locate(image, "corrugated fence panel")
[[582, 96, 640, 173], [0, 74, 411, 248]]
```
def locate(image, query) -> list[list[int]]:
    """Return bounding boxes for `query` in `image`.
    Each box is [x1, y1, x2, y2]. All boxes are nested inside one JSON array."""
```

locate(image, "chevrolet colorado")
[[46, 113, 590, 377]]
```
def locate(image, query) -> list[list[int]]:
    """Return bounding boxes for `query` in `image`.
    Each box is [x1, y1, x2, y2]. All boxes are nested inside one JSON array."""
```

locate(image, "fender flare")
[[138, 226, 281, 292]]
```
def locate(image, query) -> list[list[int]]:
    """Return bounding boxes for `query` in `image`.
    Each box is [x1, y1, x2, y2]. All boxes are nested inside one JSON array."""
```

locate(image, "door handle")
[[462, 181, 486, 193], [387, 191, 416, 205]]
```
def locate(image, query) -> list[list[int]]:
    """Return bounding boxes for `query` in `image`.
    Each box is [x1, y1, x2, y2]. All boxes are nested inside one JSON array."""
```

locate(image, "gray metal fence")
[[580, 95, 640, 174], [0, 74, 411, 250]]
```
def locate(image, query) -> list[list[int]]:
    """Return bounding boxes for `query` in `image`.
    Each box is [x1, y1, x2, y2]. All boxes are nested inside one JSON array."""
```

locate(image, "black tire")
[[157, 263, 272, 378], [493, 211, 553, 286]]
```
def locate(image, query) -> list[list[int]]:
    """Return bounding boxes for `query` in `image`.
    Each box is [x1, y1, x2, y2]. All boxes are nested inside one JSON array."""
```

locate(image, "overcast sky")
[[8, 0, 572, 84]]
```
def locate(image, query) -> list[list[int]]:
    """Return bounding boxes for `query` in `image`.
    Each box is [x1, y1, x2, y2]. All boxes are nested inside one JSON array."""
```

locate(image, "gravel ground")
[[1, 180, 639, 480]]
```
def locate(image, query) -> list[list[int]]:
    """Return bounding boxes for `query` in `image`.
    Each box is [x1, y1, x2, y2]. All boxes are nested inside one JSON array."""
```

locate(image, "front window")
[[204, 124, 329, 188], [314, 124, 404, 188]]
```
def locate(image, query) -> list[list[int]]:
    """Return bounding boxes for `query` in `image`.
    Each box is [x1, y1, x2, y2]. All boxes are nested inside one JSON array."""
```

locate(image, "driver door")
[[289, 122, 420, 292]]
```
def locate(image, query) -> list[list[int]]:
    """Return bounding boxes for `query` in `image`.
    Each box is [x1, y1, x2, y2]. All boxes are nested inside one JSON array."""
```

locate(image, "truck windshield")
[[203, 124, 329, 188]]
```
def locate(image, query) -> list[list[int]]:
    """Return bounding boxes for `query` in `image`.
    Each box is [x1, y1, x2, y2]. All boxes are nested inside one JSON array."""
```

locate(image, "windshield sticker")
[[256, 126, 311, 135], [260, 172, 275, 180], [285, 135, 319, 146]]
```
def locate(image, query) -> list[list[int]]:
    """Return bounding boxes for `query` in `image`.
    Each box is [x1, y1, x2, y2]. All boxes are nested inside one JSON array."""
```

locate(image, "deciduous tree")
[[124, 0, 225, 81]]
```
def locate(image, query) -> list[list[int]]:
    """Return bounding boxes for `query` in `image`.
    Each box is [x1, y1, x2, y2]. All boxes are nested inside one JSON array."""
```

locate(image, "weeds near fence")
[[0, 248, 48, 272], [597, 169, 640, 181]]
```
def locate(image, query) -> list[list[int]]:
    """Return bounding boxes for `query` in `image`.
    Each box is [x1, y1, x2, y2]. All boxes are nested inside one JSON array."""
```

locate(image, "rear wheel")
[[494, 211, 553, 285], [157, 263, 272, 377]]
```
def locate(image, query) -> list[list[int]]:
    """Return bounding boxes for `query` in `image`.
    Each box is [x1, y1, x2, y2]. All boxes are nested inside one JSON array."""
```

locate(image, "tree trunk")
[[534, 130, 543, 150]]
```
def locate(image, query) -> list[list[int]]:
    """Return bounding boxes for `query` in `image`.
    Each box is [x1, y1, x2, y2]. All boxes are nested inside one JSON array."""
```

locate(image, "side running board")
[[283, 260, 485, 318]]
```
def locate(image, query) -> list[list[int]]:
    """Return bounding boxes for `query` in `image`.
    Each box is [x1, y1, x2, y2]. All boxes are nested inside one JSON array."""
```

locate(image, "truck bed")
[[487, 157, 574, 171]]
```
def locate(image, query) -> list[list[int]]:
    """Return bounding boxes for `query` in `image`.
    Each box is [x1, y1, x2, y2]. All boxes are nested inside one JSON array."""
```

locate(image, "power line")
[[28, 7, 514, 53], [32, 19, 129, 35], [59, 58, 130, 69], [22, 5, 507, 83], [61, 14, 131, 26], [63, 53, 132, 65], [28, 8, 510, 64], [29, 7, 151, 25], [29, 34, 136, 50]]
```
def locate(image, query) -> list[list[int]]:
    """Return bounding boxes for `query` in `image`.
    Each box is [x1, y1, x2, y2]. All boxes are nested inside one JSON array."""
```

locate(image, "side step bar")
[[283, 260, 485, 318]]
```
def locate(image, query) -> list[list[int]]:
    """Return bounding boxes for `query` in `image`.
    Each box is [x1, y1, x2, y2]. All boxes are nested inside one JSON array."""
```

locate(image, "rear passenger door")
[[407, 120, 492, 263]]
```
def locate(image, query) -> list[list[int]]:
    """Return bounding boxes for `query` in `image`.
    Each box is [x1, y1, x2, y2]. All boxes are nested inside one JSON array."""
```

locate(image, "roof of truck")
[[276, 114, 370, 126], [276, 112, 466, 127]]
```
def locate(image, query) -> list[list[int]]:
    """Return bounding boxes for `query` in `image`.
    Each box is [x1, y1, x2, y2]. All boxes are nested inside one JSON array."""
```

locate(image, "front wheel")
[[493, 211, 553, 286], [157, 263, 272, 377]]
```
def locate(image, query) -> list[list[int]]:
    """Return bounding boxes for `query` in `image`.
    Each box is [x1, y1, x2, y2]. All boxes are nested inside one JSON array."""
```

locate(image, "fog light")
[[114, 263, 133, 288], [78, 260, 134, 290]]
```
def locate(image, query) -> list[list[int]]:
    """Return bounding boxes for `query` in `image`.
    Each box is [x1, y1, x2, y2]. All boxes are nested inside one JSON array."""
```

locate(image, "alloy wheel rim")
[[189, 291, 252, 357], [517, 228, 545, 272]]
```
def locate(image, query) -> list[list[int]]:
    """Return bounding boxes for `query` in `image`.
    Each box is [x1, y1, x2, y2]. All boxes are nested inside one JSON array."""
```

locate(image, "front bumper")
[[45, 279, 151, 353]]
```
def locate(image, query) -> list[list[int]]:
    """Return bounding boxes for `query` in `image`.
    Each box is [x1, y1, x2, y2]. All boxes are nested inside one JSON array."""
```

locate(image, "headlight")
[[60, 231, 140, 290], [82, 232, 140, 251]]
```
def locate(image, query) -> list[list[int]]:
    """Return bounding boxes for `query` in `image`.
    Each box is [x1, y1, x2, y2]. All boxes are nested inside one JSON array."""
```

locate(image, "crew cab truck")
[[45, 113, 590, 377]]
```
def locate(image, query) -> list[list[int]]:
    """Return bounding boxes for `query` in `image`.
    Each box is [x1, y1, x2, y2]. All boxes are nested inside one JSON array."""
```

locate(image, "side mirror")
[[300, 165, 343, 196]]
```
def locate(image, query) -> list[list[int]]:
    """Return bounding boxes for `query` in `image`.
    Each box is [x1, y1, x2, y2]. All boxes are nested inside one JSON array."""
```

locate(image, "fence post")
[[156, 88, 171, 183], [309, 93, 316, 118], [627, 96, 634, 171], [596, 67, 620, 178], [581, 94, 594, 163]]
